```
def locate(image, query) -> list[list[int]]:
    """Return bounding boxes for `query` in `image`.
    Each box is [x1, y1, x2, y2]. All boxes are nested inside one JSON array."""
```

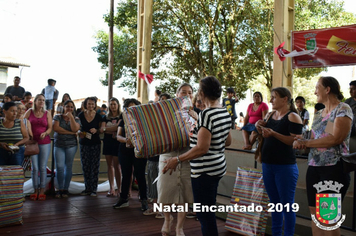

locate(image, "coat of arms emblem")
[[311, 181, 346, 230]]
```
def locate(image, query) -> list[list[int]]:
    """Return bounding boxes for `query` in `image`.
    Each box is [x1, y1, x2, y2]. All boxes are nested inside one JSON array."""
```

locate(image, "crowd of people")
[[0, 74, 354, 236]]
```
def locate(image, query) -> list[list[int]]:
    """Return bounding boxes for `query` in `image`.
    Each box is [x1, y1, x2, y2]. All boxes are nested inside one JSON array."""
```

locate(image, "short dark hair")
[[48, 78, 56, 85], [3, 102, 16, 111], [226, 87, 235, 94], [155, 89, 162, 96], [159, 93, 171, 100], [23, 91, 32, 98], [101, 104, 107, 109], [295, 96, 305, 104], [4, 93, 12, 100], [199, 76, 222, 101], [350, 80, 356, 87], [83, 96, 97, 109], [314, 103, 325, 111], [123, 98, 141, 108]]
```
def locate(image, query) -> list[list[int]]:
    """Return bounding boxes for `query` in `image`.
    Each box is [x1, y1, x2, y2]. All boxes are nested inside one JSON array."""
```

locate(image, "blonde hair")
[[33, 94, 46, 112]]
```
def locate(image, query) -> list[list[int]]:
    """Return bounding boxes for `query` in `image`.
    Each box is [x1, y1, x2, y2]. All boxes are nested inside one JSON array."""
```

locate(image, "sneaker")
[[80, 190, 90, 196], [141, 200, 149, 211], [55, 191, 61, 199], [113, 198, 129, 209], [186, 212, 197, 219], [90, 192, 97, 197], [61, 190, 69, 198]]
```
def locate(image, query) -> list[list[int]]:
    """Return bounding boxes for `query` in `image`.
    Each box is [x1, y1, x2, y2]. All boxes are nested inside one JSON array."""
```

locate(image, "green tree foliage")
[[93, 0, 356, 96]]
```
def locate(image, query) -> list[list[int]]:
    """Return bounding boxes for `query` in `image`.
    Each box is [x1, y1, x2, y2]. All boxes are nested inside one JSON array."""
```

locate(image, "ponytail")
[[289, 99, 298, 113]]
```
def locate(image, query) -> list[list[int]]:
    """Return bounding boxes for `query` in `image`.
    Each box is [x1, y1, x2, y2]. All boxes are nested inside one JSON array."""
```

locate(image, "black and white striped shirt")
[[190, 107, 231, 178]]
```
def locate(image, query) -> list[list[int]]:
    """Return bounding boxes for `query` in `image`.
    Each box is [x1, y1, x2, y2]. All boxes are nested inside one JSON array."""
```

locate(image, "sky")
[[0, 0, 129, 102], [0, 0, 356, 103]]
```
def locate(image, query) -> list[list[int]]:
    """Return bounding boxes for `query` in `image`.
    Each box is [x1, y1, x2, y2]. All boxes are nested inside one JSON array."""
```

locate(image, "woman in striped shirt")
[[0, 102, 29, 165], [163, 76, 232, 236]]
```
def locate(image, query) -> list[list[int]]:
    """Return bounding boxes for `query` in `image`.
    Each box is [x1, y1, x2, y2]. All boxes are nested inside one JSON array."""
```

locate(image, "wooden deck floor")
[[0, 190, 238, 236]]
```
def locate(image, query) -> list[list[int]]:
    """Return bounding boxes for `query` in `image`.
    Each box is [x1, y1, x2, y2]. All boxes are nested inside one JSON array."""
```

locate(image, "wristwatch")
[[103, 128, 106, 132]]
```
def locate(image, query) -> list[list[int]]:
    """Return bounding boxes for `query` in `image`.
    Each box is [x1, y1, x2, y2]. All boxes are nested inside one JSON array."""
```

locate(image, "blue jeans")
[[31, 143, 51, 189], [191, 174, 221, 236], [0, 146, 25, 165], [54, 145, 77, 190], [262, 163, 298, 236]]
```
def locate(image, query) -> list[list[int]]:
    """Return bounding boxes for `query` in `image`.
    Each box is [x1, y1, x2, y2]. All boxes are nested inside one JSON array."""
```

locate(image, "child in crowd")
[[154, 89, 162, 102], [0, 94, 12, 117], [21, 91, 33, 111], [295, 96, 310, 132], [97, 104, 108, 118], [41, 79, 58, 111], [222, 87, 239, 129]]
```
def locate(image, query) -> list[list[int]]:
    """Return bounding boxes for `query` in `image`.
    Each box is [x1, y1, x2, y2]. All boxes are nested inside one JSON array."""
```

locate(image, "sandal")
[[143, 208, 155, 216], [106, 191, 116, 197], [30, 193, 38, 201], [155, 212, 165, 219], [38, 194, 46, 201], [161, 215, 173, 236]]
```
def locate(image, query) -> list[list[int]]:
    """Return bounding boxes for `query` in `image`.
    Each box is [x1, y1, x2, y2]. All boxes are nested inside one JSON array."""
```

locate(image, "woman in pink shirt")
[[24, 94, 52, 201], [242, 92, 268, 150]]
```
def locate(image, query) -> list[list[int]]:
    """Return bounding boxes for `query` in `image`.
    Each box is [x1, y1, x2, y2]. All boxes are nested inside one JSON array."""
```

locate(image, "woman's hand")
[[261, 127, 274, 138], [162, 157, 179, 175], [126, 138, 133, 148], [188, 110, 198, 121], [40, 132, 47, 140], [78, 131, 85, 138], [64, 112, 74, 120], [89, 128, 97, 134], [293, 135, 307, 149], [255, 119, 266, 134], [0, 142, 10, 151]]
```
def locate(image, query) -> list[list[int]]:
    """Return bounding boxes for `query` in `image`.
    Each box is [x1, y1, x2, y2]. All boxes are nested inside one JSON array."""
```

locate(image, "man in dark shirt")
[[345, 80, 356, 153], [4, 76, 25, 101], [222, 87, 238, 129]]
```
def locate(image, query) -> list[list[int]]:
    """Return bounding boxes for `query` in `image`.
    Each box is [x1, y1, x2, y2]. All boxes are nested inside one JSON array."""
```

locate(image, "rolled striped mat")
[[0, 166, 24, 227], [225, 167, 269, 236], [122, 97, 192, 158]]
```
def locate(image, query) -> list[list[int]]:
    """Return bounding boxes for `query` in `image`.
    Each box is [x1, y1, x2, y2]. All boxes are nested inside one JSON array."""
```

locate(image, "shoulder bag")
[[24, 139, 39, 156], [254, 111, 275, 163]]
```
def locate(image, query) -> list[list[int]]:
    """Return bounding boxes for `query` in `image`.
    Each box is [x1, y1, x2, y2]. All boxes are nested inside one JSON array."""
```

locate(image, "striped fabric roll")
[[0, 198, 23, 227], [225, 167, 269, 236], [122, 97, 192, 158], [0, 166, 24, 227]]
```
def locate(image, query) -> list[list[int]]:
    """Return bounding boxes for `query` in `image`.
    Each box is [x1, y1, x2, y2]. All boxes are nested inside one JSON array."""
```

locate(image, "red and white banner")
[[291, 24, 356, 69], [138, 70, 153, 84]]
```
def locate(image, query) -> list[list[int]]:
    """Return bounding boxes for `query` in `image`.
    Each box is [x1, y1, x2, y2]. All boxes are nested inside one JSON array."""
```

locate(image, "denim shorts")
[[241, 123, 258, 133], [45, 99, 54, 110]]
